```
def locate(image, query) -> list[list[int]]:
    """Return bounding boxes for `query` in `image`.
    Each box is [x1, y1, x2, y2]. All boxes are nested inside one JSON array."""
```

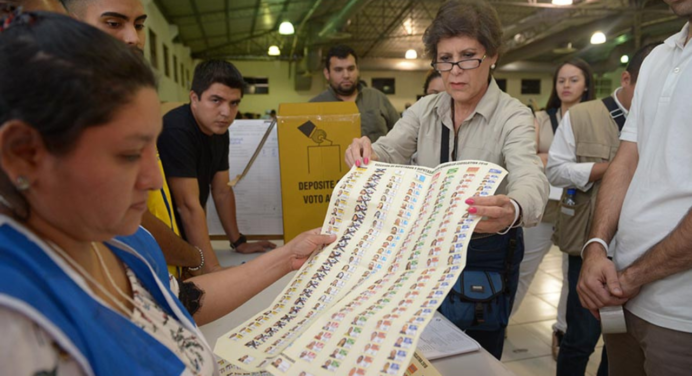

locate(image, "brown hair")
[[545, 58, 594, 110], [423, 69, 441, 93], [423, 0, 503, 61]]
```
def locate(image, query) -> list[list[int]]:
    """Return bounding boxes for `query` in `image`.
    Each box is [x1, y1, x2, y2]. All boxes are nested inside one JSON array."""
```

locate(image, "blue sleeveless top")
[[0, 216, 213, 375]]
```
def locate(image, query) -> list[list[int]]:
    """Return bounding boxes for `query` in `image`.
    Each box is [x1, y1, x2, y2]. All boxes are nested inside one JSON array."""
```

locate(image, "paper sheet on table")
[[215, 161, 507, 376], [416, 311, 480, 360], [403, 351, 442, 376]]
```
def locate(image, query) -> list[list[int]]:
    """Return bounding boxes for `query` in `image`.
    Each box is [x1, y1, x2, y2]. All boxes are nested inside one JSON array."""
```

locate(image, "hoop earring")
[[15, 176, 30, 191]]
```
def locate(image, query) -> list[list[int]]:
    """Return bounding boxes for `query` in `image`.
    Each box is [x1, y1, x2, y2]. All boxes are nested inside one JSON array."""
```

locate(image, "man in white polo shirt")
[[578, 0, 692, 375]]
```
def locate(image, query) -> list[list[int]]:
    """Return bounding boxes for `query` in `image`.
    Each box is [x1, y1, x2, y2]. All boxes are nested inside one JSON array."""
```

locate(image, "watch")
[[231, 234, 248, 250]]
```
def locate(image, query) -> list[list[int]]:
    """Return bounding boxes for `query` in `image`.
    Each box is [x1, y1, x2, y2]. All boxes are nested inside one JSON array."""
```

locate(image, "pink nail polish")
[[364, 157, 369, 164], [465, 198, 474, 205], [468, 207, 477, 214], [355, 160, 361, 167]]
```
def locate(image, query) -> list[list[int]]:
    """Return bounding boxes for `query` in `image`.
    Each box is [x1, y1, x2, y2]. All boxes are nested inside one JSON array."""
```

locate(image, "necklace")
[[46, 240, 133, 317], [92, 242, 138, 309]]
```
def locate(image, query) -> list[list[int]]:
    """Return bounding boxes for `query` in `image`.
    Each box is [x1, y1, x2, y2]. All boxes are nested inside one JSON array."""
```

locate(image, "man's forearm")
[[587, 162, 610, 183], [177, 203, 221, 272], [213, 186, 241, 243], [141, 211, 201, 267], [623, 207, 692, 288], [586, 142, 638, 251]]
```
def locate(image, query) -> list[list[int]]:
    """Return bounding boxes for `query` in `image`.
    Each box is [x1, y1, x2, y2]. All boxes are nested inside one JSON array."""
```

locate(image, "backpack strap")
[[546, 108, 559, 134], [440, 124, 450, 164], [601, 96, 626, 131]]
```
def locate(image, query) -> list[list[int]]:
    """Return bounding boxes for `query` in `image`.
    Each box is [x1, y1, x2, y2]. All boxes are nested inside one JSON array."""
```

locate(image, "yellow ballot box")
[[277, 102, 361, 241]]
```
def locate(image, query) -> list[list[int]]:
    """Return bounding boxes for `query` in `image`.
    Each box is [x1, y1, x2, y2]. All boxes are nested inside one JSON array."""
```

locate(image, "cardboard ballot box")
[[277, 102, 361, 241]]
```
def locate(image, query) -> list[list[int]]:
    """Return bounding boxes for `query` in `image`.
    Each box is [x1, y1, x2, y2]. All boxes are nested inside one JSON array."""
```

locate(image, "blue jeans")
[[441, 228, 525, 360], [557, 255, 608, 376]]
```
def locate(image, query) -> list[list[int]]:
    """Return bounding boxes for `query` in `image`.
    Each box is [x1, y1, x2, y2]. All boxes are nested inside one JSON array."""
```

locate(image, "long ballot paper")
[[215, 161, 507, 376]]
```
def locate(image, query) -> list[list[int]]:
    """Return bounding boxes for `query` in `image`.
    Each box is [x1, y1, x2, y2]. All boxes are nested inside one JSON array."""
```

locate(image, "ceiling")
[[153, 0, 685, 72]]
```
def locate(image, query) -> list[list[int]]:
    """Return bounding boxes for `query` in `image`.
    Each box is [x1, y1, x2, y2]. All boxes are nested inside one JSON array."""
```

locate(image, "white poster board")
[[206, 120, 283, 236]]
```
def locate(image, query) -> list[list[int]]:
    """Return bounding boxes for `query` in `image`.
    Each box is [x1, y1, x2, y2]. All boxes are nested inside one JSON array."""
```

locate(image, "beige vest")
[[552, 99, 621, 255]]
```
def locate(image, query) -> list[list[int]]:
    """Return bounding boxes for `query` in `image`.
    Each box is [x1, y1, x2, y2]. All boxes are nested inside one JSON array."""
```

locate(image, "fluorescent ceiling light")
[[279, 21, 294, 35], [268, 45, 281, 56], [552, 0, 573, 5], [404, 18, 413, 35], [405, 49, 417, 59], [590, 31, 606, 44]]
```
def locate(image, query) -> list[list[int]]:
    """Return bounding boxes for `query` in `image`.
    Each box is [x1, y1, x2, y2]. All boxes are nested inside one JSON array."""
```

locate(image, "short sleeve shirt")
[[370, 79, 548, 227], [158, 104, 230, 210], [612, 23, 692, 332]]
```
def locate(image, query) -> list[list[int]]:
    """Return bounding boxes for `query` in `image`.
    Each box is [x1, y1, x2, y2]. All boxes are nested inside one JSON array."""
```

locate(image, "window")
[[173, 55, 178, 83], [496, 79, 507, 92], [148, 29, 158, 69], [372, 78, 395, 94], [594, 77, 613, 98], [520, 79, 541, 95], [163, 44, 170, 78], [244, 77, 269, 94]]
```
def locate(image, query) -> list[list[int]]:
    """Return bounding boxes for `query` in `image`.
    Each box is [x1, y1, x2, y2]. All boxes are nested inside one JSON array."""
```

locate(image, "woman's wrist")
[[187, 246, 205, 271], [497, 199, 521, 235]]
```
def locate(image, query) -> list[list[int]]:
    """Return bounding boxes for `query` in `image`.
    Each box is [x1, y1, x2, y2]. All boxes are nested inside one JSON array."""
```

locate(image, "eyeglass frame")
[[431, 55, 487, 72]]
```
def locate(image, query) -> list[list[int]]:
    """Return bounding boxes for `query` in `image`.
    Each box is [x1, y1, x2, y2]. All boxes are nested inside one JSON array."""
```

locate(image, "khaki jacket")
[[371, 79, 549, 227]]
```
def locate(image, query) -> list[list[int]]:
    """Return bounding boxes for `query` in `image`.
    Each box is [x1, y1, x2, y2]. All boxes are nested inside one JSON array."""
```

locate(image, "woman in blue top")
[[0, 11, 334, 375]]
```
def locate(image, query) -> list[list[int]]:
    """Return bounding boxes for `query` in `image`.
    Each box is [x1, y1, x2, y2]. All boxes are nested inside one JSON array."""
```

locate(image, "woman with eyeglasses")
[[345, 0, 548, 358]]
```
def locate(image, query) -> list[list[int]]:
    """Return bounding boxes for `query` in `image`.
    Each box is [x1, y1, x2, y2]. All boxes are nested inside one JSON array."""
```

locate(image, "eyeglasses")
[[431, 55, 487, 72]]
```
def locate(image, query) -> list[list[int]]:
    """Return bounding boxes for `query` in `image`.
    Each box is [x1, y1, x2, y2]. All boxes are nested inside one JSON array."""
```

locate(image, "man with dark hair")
[[61, 0, 204, 278], [546, 42, 660, 376], [61, 0, 146, 52], [158, 60, 275, 272], [310, 45, 400, 142]]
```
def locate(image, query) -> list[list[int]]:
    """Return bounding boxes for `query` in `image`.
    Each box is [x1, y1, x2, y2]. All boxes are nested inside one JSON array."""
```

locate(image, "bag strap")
[[601, 96, 626, 131], [546, 108, 559, 134], [502, 229, 517, 294], [440, 124, 450, 164]]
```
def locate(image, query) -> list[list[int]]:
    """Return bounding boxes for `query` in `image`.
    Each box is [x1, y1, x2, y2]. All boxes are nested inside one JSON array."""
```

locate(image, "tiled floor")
[[211, 241, 605, 376], [501, 245, 604, 376]]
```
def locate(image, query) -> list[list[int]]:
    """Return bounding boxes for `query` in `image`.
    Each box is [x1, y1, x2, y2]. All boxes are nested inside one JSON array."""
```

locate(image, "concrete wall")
[[225, 61, 561, 115], [140, 2, 621, 113], [228, 61, 324, 117], [143, 0, 195, 103]]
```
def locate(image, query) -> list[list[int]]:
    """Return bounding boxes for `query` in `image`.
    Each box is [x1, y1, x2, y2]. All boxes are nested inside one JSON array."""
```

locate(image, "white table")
[[200, 248, 515, 376]]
